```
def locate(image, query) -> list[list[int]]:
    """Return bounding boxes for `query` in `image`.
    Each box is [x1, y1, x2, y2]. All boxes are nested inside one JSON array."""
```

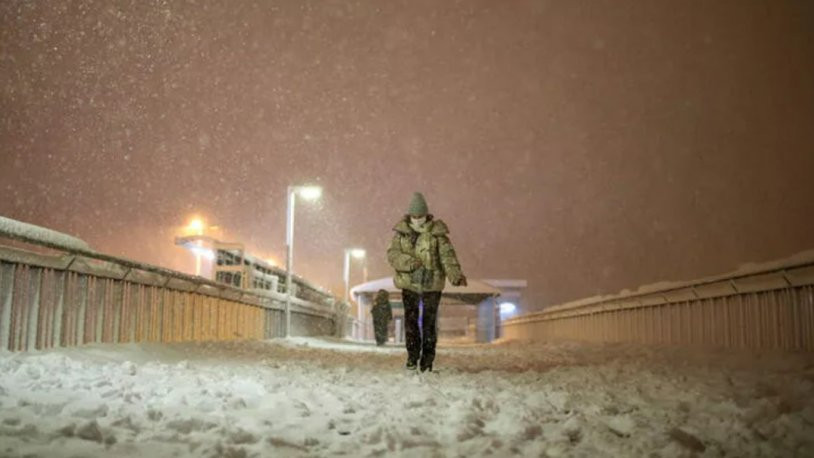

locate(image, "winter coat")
[[371, 293, 392, 325], [386, 215, 464, 293]]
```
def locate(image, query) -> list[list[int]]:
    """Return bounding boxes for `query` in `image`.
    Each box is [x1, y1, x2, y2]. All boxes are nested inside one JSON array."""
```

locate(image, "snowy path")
[[1, 338, 813, 457]]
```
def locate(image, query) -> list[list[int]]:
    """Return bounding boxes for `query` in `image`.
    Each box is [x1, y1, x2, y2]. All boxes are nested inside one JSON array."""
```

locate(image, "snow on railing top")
[[506, 248, 814, 323], [0, 216, 91, 252]]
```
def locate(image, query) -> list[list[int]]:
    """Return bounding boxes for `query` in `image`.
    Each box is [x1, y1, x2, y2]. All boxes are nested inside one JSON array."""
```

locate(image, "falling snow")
[[1, 1, 813, 309]]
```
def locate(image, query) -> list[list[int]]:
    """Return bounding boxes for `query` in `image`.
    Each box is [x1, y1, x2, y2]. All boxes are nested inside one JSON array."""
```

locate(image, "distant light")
[[189, 245, 215, 260], [297, 186, 322, 200], [188, 217, 205, 235], [265, 258, 278, 267], [499, 302, 516, 314], [350, 248, 366, 259]]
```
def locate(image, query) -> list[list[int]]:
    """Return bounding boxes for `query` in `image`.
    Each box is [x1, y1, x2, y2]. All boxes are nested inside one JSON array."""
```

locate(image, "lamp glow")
[[188, 218, 205, 235], [350, 248, 366, 259], [297, 186, 322, 200], [499, 302, 516, 314]]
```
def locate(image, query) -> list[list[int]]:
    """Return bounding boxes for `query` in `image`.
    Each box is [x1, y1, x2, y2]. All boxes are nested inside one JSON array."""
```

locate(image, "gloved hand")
[[452, 275, 467, 287], [409, 258, 423, 271]]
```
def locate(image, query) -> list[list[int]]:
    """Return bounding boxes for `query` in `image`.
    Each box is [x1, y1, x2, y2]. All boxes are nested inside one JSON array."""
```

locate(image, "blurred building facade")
[[174, 235, 336, 306]]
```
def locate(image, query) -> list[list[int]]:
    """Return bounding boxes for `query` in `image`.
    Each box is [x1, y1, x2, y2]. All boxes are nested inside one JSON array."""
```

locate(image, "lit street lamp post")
[[188, 218, 205, 276], [343, 248, 366, 303], [285, 185, 322, 338], [343, 248, 366, 340]]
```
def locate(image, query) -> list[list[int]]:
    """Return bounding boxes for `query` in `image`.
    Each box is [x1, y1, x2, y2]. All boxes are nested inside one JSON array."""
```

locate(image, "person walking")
[[386, 192, 467, 372], [371, 289, 393, 346]]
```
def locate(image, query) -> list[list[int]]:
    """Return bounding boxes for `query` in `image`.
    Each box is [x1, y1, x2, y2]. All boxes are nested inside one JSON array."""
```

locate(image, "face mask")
[[410, 216, 427, 226]]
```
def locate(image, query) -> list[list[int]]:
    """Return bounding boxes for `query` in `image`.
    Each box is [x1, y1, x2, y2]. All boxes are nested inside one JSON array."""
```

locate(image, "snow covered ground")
[[1, 338, 813, 457]]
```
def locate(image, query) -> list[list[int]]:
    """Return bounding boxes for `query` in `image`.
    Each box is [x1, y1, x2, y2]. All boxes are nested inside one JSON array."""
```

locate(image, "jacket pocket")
[[394, 272, 411, 289]]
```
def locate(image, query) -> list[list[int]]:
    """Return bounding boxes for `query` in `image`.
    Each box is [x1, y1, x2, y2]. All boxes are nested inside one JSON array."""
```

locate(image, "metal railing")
[[503, 253, 814, 350], [0, 218, 349, 351]]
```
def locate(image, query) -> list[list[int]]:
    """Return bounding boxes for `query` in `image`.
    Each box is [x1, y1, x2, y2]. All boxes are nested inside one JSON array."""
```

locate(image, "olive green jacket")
[[386, 216, 464, 293]]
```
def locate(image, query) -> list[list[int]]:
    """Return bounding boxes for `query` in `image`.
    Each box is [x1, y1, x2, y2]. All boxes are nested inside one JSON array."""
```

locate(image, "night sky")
[[2, 1, 813, 310]]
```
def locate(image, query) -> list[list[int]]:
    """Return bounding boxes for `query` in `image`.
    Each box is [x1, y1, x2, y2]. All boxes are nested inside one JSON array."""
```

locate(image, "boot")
[[405, 358, 418, 371]]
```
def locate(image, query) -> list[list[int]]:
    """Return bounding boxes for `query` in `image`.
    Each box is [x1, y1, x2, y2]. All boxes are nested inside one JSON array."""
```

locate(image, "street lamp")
[[343, 248, 366, 341], [285, 185, 322, 337], [187, 217, 205, 276], [343, 248, 366, 303], [188, 218, 205, 235]]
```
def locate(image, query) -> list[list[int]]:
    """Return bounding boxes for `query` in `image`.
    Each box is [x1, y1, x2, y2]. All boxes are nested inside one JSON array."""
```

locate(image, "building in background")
[[174, 235, 334, 304]]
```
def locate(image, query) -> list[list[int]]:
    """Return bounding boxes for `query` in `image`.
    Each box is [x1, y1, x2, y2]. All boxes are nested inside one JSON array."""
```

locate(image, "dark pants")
[[402, 289, 442, 370], [373, 318, 388, 345]]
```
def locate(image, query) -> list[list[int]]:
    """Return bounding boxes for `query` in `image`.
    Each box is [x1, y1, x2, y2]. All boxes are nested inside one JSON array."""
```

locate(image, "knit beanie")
[[407, 192, 429, 216]]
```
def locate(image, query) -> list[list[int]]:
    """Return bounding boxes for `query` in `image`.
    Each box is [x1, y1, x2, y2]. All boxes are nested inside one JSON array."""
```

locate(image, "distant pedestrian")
[[387, 192, 467, 372], [371, 289, 393, 346]]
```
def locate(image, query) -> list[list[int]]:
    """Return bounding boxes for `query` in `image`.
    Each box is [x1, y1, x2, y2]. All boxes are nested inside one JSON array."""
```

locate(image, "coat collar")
[[393, 215, 449, 236]]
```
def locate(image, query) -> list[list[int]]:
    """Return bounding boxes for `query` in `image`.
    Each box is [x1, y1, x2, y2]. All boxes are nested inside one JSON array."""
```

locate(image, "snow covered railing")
[[0, 217, 348, 351], [0, 216, 92, 253], [503, 251, 814, 351]]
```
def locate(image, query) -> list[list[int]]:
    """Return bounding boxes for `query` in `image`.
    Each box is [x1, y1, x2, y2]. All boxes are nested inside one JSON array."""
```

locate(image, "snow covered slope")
[[0, 339, 812, 457]]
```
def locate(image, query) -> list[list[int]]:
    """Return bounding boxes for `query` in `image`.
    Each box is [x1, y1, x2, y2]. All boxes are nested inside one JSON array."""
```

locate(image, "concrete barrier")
[[503, 252, 814, 350]]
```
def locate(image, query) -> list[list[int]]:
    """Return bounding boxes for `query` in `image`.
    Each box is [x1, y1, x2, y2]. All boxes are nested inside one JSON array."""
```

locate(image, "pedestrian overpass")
[[1, 215, 813, 352]]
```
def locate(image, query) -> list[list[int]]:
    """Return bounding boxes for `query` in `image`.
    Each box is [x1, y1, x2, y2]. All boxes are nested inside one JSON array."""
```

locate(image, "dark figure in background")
[[387, 192, 467, 372], [371, 289, 393, 346]]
